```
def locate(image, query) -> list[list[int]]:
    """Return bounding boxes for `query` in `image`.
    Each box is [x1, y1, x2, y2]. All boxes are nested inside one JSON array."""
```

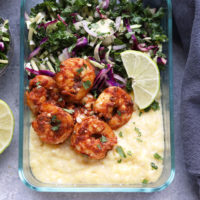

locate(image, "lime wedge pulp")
[[0, 99, 14, 154], [121, 50, 160, 109]]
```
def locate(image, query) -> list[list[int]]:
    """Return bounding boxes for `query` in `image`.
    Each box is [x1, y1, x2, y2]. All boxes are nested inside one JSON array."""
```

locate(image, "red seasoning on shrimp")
[[55, 58, 96, 102], [71, 116, 117, 160], [94, 86, 134, 130]]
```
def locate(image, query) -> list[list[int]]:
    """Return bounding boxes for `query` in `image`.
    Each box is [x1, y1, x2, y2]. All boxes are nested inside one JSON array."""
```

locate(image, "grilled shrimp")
[[26, 75, 65, 114], [71, 116, 117, 160], [32, 103, 74, 144], [94, 86, 133, 130], [81, 93, 96, 112], [54, 58, 96, 102]]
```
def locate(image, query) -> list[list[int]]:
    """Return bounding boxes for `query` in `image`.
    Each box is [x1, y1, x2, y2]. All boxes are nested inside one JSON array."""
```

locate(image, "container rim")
[[19, 0, 174, 192]]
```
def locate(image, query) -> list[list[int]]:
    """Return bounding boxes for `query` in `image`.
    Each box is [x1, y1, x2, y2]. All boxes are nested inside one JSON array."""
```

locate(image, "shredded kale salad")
[[0, 18, 10, 68], [25, 0, 167, 111]]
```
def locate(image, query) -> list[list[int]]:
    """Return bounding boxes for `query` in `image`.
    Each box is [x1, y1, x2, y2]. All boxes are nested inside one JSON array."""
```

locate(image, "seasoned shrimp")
[[54, 58, 96, 102], [81, 93, 96, 112], [94, 86, 133, 130], [65, 103, 94, 124], [71, 116, 117, 159], [32, 103, 74, 144], [26, 75, 65, 114]]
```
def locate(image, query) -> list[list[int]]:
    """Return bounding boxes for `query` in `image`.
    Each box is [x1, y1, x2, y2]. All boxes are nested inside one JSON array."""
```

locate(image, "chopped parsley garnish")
[[97, 144, 101, 149], [36, 81, 40, 86], [109, 22, 116, 31], [116, 146, 126, 158], [117, 159, 122, 163], [93, 90, 98, 99], [154, 153, 163, 160], [63, 108, 75, 114], [100, 135, 107, 143], [83, 80, 91, 90], [135, 127, 142, 137], [127, 151, 132, 156], [151, 162, 158, 170], [142, 179, 148, 184], [137, 138, 143, 142], [36, 81, 41, 88], [117, 110, 121, 116], [144, 101, 160, 112], [58, 97, 63, 102], [119, 131, 123, 138], [83, 64, 88, 68], [76, 67, 84, 74], [51, 125, 60, 131], [51, 115, 61, 124]]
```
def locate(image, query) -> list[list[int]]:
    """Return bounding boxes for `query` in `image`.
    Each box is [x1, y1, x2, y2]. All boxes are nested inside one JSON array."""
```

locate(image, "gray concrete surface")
[[0, 0, 199, 199]]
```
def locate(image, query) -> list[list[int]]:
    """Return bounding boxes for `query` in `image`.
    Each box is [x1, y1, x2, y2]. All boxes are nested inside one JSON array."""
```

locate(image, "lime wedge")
[[0, 99, 14, 154], [121, 50, 160, 109]]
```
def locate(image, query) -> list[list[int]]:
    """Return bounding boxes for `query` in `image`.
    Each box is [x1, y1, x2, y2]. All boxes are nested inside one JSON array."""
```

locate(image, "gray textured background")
[[0, 0, 199, 199]]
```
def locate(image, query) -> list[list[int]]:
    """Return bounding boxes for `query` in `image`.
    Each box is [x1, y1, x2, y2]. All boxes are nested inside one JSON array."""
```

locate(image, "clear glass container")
[[19, 0, 174, 192]]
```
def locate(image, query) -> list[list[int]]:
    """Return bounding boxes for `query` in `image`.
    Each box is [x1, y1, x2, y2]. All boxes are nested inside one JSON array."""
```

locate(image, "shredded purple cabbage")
[[0, 42, 4, 51], [57, 14, 68, 27], [26, 67, 55, 77], [28, 37, 48, 60], [102, 0, 110, 9], [96, 7, 107, 19], [70, 13, 78, 23], [124, 19, 138, 49], [38, 19, 58, 29], [157, 57, 167, 65], [93, 64, 126, 91], [76, 37, 88, 48]]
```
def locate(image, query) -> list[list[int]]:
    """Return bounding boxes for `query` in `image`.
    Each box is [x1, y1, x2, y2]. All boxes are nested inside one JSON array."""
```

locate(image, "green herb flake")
[[97, 144, 101, 149], [83, 64, 88, 68], [154, 153, 163, 160], [100, 135, 107, 143], [93, 91, 98, 99], [83, 80, 91, 90], [151, 162, 158, 170], [117, 110, 121, 116], [109, 22, 116, 31], [36, 81, 41, 88], [144, 101, 160, 112], [137, 138, 143, 142], [58, 97, 63, 102], [51, 115, 57, 122], [117, 159, 122, 163], [76, 67, 84, 74], [51, 125, 60, 131], [139, 111, 142, 116], [36, 81, 40, 86], [127, 151, 132, 156], [119, 131, 123, 138], [135, 127, 142, 137], [116, 146, 126, 158], [63, 108, 75, 114], [142, 179, 148, 184]]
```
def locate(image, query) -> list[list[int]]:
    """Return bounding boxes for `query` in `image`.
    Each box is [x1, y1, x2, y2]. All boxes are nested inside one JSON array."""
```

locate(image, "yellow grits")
[[29, 101, 164, 184]]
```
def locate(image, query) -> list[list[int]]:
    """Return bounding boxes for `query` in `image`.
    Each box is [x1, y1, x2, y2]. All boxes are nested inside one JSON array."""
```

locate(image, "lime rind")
[[0, 99, 15, 154], [121, 50, 160, 109]]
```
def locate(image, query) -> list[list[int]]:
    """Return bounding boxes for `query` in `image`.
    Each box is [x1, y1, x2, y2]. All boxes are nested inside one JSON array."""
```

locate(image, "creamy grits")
[[29, 101, 164, 184]]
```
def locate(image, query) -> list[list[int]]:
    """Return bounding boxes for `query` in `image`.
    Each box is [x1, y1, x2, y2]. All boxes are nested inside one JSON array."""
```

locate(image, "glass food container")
[[19, 0, 174, 192]]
